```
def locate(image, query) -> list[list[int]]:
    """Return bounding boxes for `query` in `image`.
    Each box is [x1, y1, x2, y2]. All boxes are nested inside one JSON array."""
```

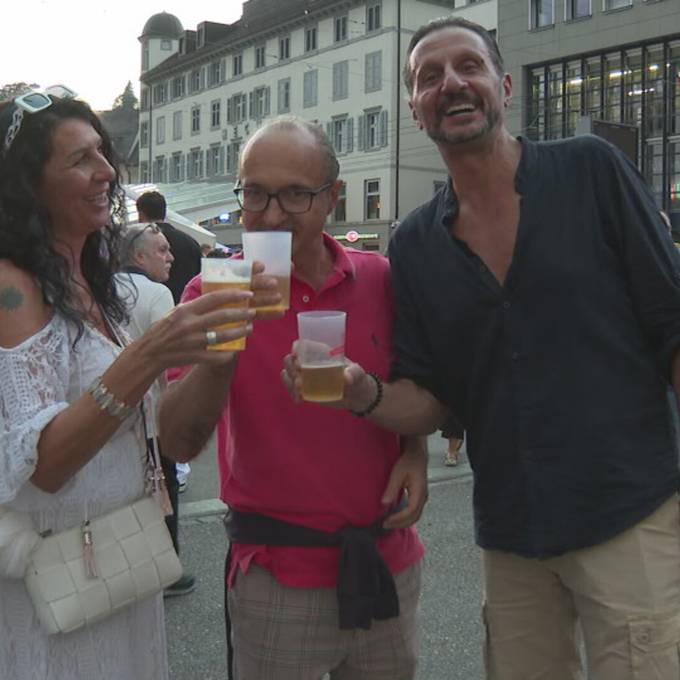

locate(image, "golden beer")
[[300, 362, 345, 402], [256, 275, 291, 312], [202, 280, 251, 351]]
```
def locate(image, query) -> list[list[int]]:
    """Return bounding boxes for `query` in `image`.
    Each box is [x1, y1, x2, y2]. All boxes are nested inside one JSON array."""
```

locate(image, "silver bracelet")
[[88, 376, 136, 421]]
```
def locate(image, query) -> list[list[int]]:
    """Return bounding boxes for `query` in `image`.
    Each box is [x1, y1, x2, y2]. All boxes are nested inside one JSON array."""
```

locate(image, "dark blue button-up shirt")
[[389, 135, 680, 558]]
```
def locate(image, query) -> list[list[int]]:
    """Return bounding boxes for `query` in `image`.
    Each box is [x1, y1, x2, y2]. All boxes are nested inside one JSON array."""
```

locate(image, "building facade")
[[499, 0, 680, 226], [138, 0, 497, 248]]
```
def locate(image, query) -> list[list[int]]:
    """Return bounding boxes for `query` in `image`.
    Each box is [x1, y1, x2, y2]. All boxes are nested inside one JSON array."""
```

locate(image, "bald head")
[[239, 116, 339, 184]]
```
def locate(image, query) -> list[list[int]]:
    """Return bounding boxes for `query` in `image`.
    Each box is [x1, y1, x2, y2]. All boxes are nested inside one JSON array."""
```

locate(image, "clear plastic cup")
[[242, 231, 292, 311], [297, 311, 346, 402], [201, 258, 253, 351]]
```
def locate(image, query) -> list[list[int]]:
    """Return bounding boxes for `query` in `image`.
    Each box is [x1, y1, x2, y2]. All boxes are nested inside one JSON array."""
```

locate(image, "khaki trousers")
[[483, 495, 680, 680], [228, 562, 421, 680]]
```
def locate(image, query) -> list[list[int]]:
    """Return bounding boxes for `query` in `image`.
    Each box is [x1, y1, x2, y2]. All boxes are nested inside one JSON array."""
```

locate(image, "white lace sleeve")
[[0, 318, 70, 504]]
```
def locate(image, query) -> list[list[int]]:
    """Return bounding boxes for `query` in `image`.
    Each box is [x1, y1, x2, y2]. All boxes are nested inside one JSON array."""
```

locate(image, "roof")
[[141, 12, 184, 40], [141, 0, 351, 82]]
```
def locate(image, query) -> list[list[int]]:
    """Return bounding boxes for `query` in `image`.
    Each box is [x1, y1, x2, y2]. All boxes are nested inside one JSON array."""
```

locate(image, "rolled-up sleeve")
[[598, 139, 680, 375]]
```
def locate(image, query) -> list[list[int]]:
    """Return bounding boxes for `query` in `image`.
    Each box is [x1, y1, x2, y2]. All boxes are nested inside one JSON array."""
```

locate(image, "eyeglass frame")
[[2, 84, 78, 154], [233, 182, 334, 214], [123, 223, 163, 259]]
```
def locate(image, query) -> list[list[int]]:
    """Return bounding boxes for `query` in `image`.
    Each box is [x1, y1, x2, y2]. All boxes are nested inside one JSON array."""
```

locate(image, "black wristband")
[[350, 372, 383, 417]]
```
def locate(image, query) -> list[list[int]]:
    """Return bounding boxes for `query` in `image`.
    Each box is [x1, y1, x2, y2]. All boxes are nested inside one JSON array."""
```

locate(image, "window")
[[365, 52, 382, 93], [172, 111, 183, 141], [305, 27, 317, 53], [188, 148, 203, 180], [171, 153, 183, 182], [191, 105, 201, 134], [303, 70, 318, 108], [565, 60, 582, 137], [279, 36, 290, 60], [367, 2, 381, 32], [140, 121, 149, 148], [251, 86, 270, 119], [334, 181, 346, 222], [161, 39, 172, 50], [227, 93, 248, 123], [358, 109, 388, 150], [566, 0, 590, 19], [546, 64, 563, 139], [604, 0, 631, 8], [530, 0, 554, 28], [206, 145, 222, 176], [156, 116, 165, 144], [364, 179, 380, 220], [153, 156, 167, 183], [141, 89, 149, 111], [329, 116, 353, 154], [208, 61, 222, 86], [140, 161, 149, 183], [142, 47, 149, 72], [278, 78, 291, 113], [172, 76, 185, 99], [226, 141, 240, 174], [255, 44, 266, 69], [190, 69, 201, 93], [333, 61, 349, 101], [604, 52, 622, 123], [211, 100, 221, 128], [334, 15, 348, 42], [233, 53, 243, 77], [152, 83, 167, 105]]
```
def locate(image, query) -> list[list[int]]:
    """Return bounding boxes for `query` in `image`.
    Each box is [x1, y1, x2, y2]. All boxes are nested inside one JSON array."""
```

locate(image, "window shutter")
[[375, 52, 382, 90], [219, 146, 225, 175], [326, 121, 333, 139], [220, 59, 226, 83], [358, 114, 365, 151], [380, 110, 388, 147], [265, 87, 271, 116], [200, 67, 206, 90], [347, 118, 354, 153], [227, 97, 234, 125], [249, 91, 254, 119]]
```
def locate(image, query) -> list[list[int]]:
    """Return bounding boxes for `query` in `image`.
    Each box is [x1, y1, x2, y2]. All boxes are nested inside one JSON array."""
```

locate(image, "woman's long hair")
[[0, 97, 128, 341]]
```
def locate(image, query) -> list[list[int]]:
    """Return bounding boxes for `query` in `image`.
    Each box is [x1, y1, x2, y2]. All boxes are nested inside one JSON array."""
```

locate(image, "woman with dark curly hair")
[[0, 89, 279, 680]]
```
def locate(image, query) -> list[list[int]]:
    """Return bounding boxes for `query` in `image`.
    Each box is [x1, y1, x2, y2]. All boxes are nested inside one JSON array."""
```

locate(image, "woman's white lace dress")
[[0, 315, 168, 680]]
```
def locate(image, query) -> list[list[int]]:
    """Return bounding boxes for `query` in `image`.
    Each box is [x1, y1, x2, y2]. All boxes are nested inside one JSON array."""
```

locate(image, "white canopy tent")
[[124, 183, 233, 248]]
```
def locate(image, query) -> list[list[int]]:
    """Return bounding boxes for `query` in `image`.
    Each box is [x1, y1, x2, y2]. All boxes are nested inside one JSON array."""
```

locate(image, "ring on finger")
[[206, 330, 219, 346]]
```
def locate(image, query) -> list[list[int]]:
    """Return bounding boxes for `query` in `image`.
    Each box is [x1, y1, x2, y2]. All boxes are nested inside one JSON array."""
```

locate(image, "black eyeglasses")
[[233, 183, 333, 214]]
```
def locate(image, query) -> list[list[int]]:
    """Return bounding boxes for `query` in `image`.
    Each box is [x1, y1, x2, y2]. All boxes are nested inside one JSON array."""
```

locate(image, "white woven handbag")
[[24, 495, 182, 635]]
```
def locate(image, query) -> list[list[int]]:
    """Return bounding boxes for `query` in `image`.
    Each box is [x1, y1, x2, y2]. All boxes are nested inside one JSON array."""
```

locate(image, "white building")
[[138, 0, 497, 249]]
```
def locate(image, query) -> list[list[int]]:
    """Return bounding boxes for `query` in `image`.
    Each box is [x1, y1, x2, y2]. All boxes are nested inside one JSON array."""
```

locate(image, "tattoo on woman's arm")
[[0, 286, 24, 311]]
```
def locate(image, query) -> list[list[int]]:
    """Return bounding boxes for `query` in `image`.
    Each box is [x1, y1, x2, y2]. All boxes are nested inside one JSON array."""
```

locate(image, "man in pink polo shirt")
[[160, 116, 426, 680]]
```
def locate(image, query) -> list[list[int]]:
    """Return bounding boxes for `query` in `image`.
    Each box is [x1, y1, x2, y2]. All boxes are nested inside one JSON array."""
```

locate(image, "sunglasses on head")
[[2, 84, 78, 154]]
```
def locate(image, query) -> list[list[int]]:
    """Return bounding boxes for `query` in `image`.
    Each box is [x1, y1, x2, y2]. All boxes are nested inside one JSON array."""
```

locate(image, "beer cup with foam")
[[242, 230, 292, 312], [297, 311, 346, 402], [201, 258, 253, 351]]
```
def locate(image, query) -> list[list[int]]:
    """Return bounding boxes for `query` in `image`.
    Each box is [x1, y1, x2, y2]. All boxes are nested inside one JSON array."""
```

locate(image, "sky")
[[2, 0, 244, 111]]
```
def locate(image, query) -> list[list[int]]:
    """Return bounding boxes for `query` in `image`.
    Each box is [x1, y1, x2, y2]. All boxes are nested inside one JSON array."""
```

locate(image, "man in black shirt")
[[284, 17, 680, 680], [136, 191, 202, 304]]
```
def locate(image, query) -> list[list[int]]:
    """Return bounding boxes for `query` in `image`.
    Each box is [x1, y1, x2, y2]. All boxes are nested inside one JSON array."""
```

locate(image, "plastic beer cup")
[[297, 311, 346, 402], [201, 258, 253, 351], [242, 230, 292, 312]]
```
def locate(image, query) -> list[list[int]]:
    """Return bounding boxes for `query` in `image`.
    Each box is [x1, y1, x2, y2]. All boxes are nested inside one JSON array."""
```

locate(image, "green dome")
[[141, 12, 183, 39]]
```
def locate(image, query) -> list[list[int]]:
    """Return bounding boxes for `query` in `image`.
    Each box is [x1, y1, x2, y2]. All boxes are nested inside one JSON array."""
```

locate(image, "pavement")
[[166, 433, 484, 680]]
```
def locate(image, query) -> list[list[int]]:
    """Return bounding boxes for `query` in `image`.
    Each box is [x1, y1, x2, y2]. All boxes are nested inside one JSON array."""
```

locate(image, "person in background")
[[160, 116, 427, 680], [0, 89, 268, 680], [136, 191, 202, 496], [441, 416, 464, 467], [116, 223, 196, 597], [284, 17, 680, 680]]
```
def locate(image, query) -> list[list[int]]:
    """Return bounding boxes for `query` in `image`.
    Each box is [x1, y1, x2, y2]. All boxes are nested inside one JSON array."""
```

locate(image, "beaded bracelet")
[[350, 371, 383, 417], [88, 376, 136, 421]]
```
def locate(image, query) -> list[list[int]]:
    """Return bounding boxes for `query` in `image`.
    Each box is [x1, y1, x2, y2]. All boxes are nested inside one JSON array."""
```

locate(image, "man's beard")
[[425, 96, 502, 145]]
